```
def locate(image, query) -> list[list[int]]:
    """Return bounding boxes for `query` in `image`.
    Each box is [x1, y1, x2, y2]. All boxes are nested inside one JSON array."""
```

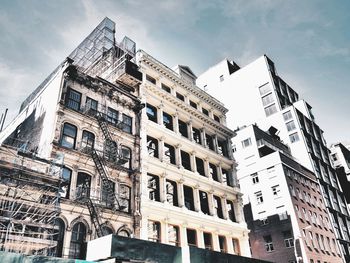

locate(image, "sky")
[[0, 0, 349, 146]]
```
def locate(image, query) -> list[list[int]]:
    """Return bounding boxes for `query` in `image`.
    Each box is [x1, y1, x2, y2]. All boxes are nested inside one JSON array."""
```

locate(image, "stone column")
[[208, 190, 215, 216], [173, 112, 179, 134], [159, 136, 165, 162], [213, 134, 218, 153], [175, 144, 182, 168], [204, 157, 210, 178], [217, 164, 223, 183], [222, 195, 228, 220], [177, 180, 185, 208], [70, 166, 78, 199], [188, 119, 193, 141], [161, 220, 168, 244], [193, 185, 200, 212], [212, 232, 220, 252], [62, 227, 72, 258], [197, 228, 204, 249], [159, 173, 166, 203], [190, 151, 196, 173], [157, 103, 164, 126], [201, 128, 206, 148]]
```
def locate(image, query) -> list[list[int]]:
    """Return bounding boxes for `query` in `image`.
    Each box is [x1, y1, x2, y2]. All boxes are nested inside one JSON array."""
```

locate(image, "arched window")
[[102, 225, 114, 236], [118, 229, 130, 237], [69, 222, 87, 259], [54, 218, 65, 257], [76, 173, 91, 199], [61, 123, 77, 149]]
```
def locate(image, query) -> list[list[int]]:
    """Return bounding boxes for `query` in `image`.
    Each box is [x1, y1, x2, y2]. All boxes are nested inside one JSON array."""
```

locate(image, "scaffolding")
[[0, 146, 61, 256], [68, 17, 141, 88]]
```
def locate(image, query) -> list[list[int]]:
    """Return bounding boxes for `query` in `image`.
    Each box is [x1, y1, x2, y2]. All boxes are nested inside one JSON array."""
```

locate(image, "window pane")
[[262, 93, 274, 106], [264, 103, 277, 116]]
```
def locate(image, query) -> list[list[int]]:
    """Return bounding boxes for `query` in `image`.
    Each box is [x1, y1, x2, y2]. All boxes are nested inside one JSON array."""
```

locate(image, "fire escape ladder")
[[85, 197, 105, 238], [91, 149, 120, 211]]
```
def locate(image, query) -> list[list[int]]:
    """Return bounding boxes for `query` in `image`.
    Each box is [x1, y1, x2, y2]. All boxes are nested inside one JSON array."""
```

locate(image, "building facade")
[[233, 124, 342, 263], [0, 18, 143, 259], [197, 55, 350, 262], [136, 50, 250, 257]]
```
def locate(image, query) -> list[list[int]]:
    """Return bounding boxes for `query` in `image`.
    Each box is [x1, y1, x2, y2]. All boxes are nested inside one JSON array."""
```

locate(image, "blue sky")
[[0, 0, 349, 145]]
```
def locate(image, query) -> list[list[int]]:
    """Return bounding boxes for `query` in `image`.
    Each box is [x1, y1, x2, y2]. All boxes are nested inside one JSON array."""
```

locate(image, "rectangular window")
[[166, 180, 178, 206], [214, 195, 223, 219], [206, 134, 215, 151], [232, 239, 240, 255], [101, 180, 115, 207], [196, 157, 205, 176], [147, 174, 160, 201], [121, 114, 132, 134], [262, 93, 274, 106], [264, 103, 277, 116], [286, 120, 296, 132], [192, 127, 201, 144], [219, 236, 227, 253], [178, 119, 188, 138], [251, 173, 259, 184], [199, 190, 210, 215], [147, 136, 158, 158], [259, 84, 272, 95], [176, 92, 185, 101], [202, 108, 209, 116], [255, 191, 264, 204], [161, 83, 171, 93], [146, 104, 157, 123], [106, 107, 118, 125], [148, 221, 160, 242], [81, 130, 95, 150], [168, 225, 180, 246], [227, 200, 236, 222], [214, 115, 220, 123], [272, 185, 281, 198], [190, 100, 197, 109], [217, 139, 228, 157], [119, 184, 131, 213], [259, 83, 272, 95], [184, 185, 194, 211], [187, 229, 197, 247], [242, 138, 252, 148], [65, 88, 81, 111], [203, 232, 212, 250], [283, 111, 293, 121], [209, 163, 219, 182], [264, 235, 274, 252], [163, 112, 173, 130], [289, 132, 300, 143], [283, 230, 294, 248], [164, 143, 176, 165], [85, 97, 98, 114], [146, 74, 156, 84], [181, 150, 191, 170]]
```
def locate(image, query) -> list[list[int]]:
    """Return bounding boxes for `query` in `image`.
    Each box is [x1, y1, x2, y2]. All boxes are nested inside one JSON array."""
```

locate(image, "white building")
[[136, 50, 250, 257], [198, 55, 350, 262]]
